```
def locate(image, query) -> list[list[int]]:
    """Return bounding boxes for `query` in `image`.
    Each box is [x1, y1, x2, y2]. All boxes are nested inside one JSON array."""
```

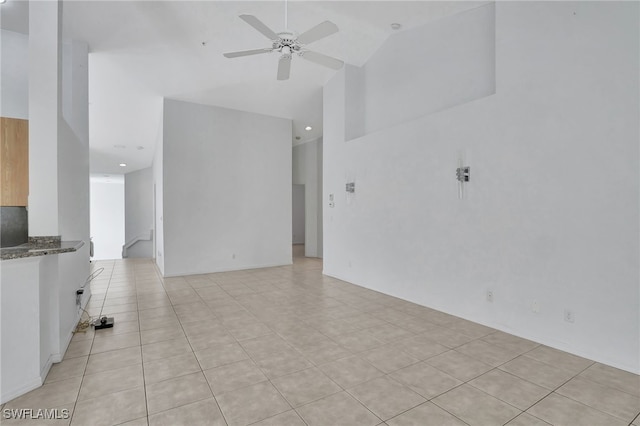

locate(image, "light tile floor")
[[3, 253, 639, 426]]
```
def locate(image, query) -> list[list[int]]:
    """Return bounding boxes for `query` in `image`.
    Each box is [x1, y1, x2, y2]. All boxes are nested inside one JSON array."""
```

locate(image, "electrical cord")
[[74, 306, 94, 333], [82, 267, 104, 289], [73, 267, 105, 334]]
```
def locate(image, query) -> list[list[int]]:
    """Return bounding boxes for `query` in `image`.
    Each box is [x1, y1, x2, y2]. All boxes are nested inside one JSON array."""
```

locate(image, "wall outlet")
[[532, 300, 539, 313], [564, 309, 575, 323], [486, 290, 494, 302]]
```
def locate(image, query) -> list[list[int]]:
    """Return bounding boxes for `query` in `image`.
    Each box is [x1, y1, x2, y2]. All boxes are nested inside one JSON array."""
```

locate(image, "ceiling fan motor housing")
[[275, 32, 302, 55]]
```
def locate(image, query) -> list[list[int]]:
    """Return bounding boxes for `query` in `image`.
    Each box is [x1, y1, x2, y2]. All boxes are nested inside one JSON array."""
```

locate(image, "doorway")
[[292, 184, 305, 257], [89, 174, 125, 260]]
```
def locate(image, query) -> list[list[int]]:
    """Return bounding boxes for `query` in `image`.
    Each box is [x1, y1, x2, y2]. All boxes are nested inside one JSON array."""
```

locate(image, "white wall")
[[352, 4, 495, 138], [1, 4, 91, 402], [0, 30, 28, 119], [90, 176, 125, 260], [57, 38, 91, 360], [125, 167, 153, 257], [28, 0, 60, 236], [162, 99, 292, 276], [317, 142, 323, 256], [1, 258, 43, 403], [293, 139, 323, 257], [323, 2, 639, 373], [29, 1, 91, 371], [152, 115, 164, 274]]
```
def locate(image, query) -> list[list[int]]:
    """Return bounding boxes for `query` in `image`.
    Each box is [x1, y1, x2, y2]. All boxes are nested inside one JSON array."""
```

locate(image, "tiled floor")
[[3, 253, 640, 426]]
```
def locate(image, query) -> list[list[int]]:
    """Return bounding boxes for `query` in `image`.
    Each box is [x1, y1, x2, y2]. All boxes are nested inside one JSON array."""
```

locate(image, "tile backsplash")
[[0, 206, 28, 248]]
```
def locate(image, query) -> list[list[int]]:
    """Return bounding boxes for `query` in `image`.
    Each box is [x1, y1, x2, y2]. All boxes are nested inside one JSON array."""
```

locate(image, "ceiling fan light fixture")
[[390, 23, 402, 30]]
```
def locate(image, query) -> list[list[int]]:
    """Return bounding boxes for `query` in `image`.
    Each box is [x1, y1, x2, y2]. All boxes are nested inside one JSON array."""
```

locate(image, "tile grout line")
[[267, 264, 389, 425], [233, 263, 331, 425], [136, 264, 154, 426], [421, 342, 579, 424], [214, 274, 307, 425], [40, 257, 639, 426], [69, 261, 115, 426], [232, 270, 370, 423], [164, 273, 231, 425]]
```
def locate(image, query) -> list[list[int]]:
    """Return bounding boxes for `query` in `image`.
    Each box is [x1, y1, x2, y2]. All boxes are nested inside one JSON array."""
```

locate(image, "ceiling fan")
[[223, 6, 344, 81]]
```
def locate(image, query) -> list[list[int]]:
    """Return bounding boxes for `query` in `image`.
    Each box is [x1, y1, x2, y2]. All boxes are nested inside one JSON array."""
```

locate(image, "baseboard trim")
[[163, 261, 294, 278], [39, 354, 55, 384], [0, 377, 42, 405]]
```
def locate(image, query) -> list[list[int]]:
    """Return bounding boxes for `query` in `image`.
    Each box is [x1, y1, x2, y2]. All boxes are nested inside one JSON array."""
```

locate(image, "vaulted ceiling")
[[1, 1, 485, 174]]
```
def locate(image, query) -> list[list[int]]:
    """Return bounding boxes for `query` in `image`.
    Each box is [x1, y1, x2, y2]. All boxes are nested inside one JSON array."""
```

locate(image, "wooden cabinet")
[[0, 118, 29, 206]]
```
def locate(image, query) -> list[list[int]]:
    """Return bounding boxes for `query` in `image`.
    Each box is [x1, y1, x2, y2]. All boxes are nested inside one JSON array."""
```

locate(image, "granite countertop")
[[1, 239, 85, 261]]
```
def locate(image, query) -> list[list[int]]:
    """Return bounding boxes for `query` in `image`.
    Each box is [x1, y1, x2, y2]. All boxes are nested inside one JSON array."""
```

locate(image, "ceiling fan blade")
[[300, 50, 344, 70], [297, 21, 339, 45], [239, 14, 279, 40], [223, 48, 273, 58], [277, 54, 292, 80]]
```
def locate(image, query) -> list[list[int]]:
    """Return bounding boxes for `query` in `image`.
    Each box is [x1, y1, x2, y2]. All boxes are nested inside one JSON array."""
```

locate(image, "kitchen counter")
[[1, 235, 89, 403], [0, 240, 84, 261]]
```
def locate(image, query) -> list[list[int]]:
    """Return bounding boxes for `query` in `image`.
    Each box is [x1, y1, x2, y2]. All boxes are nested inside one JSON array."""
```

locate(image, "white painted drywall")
[[29, 2, 91, 369], [28, 0, 60, 236], [293, 138, 323, 257], [0, 258, 43, 403], [38, 255, 58, 381], [317, 141, 323, 257], [90, 177, 125, 260], [323, 2, 639, 373], [0, 30, 28, 119], [57, 39, 91, 359], [292, 184, 305, 245], [356, 3, 495, 138], [152, 115, 164, 274], [344, 66, 365, 142], [2, 7, 91, 402], [124, 167, 153, 258], [162, 99, 292, 276]]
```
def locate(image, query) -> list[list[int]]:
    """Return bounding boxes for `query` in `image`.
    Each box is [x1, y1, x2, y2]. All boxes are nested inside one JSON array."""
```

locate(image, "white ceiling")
[[2, 0, 485, 174]]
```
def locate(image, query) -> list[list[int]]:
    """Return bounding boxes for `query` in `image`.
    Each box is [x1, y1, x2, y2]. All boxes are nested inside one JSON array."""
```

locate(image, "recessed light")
[[136, 146, 144, 150], [305, 126, 312, 131], [119, 163, 127, 167], [391, 23, 402, 30]]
